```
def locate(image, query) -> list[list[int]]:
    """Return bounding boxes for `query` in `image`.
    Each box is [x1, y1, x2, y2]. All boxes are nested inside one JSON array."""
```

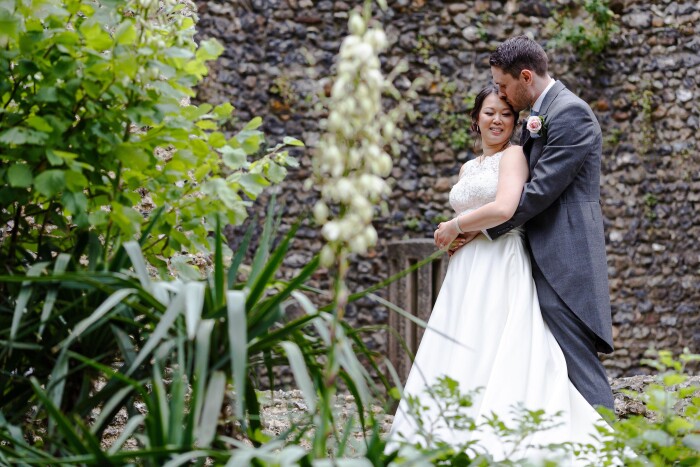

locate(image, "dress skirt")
[[388, 231, 606, 464]]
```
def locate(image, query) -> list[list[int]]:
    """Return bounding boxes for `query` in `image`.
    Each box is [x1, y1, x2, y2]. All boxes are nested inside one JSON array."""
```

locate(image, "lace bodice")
[[449, 151, 503, 215]]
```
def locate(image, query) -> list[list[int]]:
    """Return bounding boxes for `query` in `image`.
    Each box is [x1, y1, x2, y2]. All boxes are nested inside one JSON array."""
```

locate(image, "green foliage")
[[0, 206, 418, 464], [403, 216, 421, 232], [435, 88, 475, 152], [431, 214, 450, 225], [596, 350, 700, 466], [603, 128, 622, 151], [0, 0, 299, 270], [0, 213, 299, 461], [629, 87, 656, 154], [2, 211, 700, 465], [440, 112, 473, 152], [388, 351, 700, 466], [414, 34, 439, 75], [550, 0, 618, 59], [644, 193, 658, 221], [391, 376, 578, 465]]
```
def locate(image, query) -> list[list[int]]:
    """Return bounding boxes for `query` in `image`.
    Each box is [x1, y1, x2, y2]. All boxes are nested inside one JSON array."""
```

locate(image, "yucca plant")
[[0, 199, 439, 464]]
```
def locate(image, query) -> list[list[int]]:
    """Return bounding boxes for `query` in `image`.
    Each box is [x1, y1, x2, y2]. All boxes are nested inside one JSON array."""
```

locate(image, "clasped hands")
[[434, 219, 480, 257]]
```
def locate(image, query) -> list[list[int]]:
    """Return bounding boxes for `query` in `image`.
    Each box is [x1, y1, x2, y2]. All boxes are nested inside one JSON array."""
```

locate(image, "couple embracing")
[[389, 36, 615, 463]]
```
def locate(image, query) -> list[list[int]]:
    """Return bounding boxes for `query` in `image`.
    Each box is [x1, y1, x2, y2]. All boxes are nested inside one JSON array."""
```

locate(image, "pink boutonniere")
[[526, 115, 547, 139]]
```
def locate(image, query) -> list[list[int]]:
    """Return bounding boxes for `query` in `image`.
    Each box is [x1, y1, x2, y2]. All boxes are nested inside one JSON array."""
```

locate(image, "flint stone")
[[623, 11, 651, 28], [461, 26, 481, 42], [452, 13, 471, 29]]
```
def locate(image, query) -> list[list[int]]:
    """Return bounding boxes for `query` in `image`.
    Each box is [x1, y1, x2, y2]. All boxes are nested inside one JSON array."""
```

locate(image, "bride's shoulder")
[[498, 146, 527, 170], [502, 145, 524, 157], [498, 145, 525, 161]]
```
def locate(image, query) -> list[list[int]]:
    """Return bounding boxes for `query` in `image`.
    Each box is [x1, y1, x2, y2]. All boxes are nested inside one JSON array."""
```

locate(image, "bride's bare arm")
[[434, 146, 528, 248]]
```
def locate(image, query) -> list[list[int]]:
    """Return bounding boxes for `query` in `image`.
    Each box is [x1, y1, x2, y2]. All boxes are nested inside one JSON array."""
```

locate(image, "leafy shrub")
[[550, 0, 618, 58], [387, 351, 700, 466], [0, 0, 299, 270], [598, 350, 700, 466]]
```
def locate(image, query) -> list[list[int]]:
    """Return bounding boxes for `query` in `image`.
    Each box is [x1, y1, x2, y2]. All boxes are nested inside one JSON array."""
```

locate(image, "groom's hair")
[[489, 35, 549, 78]]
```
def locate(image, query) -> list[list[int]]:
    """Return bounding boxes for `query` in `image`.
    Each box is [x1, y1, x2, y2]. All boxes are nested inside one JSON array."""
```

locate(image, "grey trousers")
[[531, 259, 615, 412]]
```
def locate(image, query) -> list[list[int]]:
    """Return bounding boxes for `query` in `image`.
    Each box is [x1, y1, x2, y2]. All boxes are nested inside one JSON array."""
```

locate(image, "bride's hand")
[[434, 219, 460, 250], [448, 231, 480, 256]]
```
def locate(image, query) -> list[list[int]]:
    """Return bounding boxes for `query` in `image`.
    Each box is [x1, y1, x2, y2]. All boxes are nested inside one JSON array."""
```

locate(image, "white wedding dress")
[[389, 152, 608, 464]]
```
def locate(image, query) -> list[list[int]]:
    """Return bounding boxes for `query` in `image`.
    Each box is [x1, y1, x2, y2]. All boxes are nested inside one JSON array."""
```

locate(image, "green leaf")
[[191, 319, 214, 432], [115, 145, 151, 171], [196, 38, 224, 61], [195, 119, 217, 130], [283, 136, 305, 147], [88, 210, 109, 226], [35, 86, 58, 103], [165, 46, 195, 59], [642, 429, 674, 446], [227, 290, 247, 420], [126, 291, 185, 376], [683, 434, 700, 450], [58, 288, 138, 350], [208, 131, 226, 148], [196, 371, 225, 447], [280, 342, 317, 412], [80, 21, 112, 51], [62, 191, 88, 215], [666, 416, 693, 434], [239, 173, 269, 199], [26, 116, 54, 133], [123, 241, 152, 290], [179, 16, 195, 31], [0, 127, 49, 145], [663, 373, 686, 387], [266, 161, 287, 183], [0, 8, 20, 41], [34, 170, 66, 197], [227, 217, 255, 288], [46, 150, 64, 166], [11, 262, 49, 342], [38, 254, 71, 337], [114, 21, 137, 45], [29, 379, 100, 458], [239, 131, 263, 154], [64, 170, 88, 190], [107, 414, 144, 455], [183, 281, 205, 340], [7, 164, 33, 187], [678, 386, 698, 398], [171, 256, 203, 281], [243, 117, 263, 131], [220, 146, 248, 170], [213, 102, 234, 119]]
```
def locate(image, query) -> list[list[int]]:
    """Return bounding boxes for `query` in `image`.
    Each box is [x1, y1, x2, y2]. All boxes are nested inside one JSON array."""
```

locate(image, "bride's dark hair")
[[470, 85, 519, 153]]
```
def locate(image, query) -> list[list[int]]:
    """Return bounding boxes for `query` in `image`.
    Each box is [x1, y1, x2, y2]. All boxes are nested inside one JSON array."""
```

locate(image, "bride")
[[388, 85, 607, 463]]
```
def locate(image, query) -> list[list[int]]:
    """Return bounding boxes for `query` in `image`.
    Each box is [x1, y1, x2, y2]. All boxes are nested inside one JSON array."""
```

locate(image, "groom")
[[462, 35, 615, 411]]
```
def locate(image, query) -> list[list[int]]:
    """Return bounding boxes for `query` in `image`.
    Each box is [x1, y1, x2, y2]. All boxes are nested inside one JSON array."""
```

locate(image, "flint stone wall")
[[194, 0, 700, 378]]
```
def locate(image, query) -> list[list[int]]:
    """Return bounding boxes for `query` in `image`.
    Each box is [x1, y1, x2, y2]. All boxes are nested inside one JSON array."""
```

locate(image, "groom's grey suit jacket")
[[487, 81, 614, 353]]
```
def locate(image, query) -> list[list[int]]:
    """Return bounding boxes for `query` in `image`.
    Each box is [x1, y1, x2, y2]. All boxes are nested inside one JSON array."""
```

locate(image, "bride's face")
[[477, 93, 515, 148]]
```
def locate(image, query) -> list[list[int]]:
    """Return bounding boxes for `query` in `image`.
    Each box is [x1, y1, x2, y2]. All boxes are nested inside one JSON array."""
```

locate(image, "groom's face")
[[491, 66, 530, 113]]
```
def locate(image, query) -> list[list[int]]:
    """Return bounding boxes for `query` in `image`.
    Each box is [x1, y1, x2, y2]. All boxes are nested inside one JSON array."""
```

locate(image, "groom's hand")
[[448, 231, 481, 257]]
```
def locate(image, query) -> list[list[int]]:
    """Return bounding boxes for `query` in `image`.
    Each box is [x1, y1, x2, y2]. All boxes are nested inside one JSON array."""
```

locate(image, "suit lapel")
[[519, 119, 529, 146], [522, 81, 566, 171], [538, 80, 565, 118]]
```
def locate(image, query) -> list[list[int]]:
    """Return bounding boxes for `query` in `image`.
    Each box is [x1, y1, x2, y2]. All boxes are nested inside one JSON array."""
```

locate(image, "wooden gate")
[[386, 239, 449, 383]]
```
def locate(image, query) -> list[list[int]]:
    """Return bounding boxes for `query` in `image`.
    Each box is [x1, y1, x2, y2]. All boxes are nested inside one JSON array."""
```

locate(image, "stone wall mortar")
[[194, 0, 700, 377]]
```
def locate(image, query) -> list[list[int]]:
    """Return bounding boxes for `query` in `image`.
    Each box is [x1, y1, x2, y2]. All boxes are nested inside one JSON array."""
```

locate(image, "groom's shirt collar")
[[531, 78, 556, 114]]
